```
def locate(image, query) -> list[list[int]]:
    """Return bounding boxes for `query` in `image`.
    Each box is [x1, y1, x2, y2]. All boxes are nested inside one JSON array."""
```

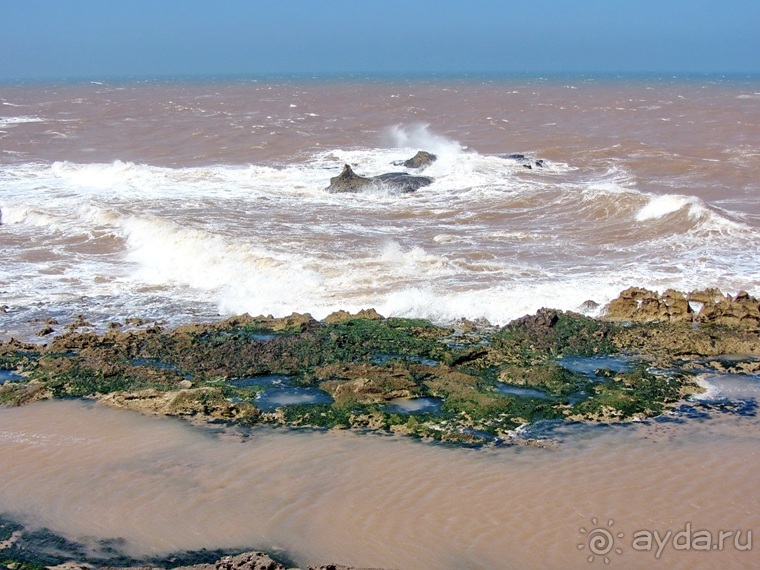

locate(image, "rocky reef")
[[603, 287, 760, 328], [325, 164, 433, 194], [0, 515, 383, 570], [1, 288, 758, 446]]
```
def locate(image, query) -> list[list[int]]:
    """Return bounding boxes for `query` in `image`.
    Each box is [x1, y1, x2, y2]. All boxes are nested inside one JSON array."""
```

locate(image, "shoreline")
[[0, 284, 758, 570], [1, 287, 758, 446]]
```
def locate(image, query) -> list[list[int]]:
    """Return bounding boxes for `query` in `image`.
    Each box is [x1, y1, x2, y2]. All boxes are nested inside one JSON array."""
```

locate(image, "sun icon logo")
[[578, 517, 624, 564]]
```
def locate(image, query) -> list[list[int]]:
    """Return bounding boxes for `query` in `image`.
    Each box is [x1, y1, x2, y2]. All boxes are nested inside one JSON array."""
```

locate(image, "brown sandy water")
[[1, 77, 759, 339], [1, 78, 759, 568], [0, 397, 757, 569]]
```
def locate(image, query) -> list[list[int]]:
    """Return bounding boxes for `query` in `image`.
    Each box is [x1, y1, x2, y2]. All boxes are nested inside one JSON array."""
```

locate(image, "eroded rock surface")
[[1, 289, 758, 445], [326, 164, 433, 194], [392, 150, 437, 169], [603, 287, 760, 327]]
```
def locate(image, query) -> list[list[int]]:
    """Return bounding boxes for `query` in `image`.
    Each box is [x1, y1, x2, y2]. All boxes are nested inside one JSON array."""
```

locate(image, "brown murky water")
[[1, 78, 759, 568], [1, 77, 759, 339], [0, 395, 757, 569]]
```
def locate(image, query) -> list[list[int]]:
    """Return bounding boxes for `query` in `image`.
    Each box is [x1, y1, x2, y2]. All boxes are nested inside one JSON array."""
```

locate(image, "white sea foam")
[[1, 142, 759, 338], [635, 194, 702, 221], [0, 116, 45, 127], [692, 374, 760, 401]]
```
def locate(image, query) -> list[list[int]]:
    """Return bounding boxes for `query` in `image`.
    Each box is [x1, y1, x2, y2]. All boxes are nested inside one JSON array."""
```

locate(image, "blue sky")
[[2, 0, 759, 80]]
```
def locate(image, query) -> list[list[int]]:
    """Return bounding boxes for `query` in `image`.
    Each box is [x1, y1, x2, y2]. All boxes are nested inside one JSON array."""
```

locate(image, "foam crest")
[[0, 116, 45, 127], [635, 194, 701, 222], [0, 205, 57, 228], [51, 160, 158, 191], [377, 241, 456, 277], [117, 216, 325, 316]]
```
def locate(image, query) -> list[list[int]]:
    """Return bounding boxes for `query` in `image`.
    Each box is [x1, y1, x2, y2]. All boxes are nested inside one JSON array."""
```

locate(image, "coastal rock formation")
[[326, 164, 433, 194], [326, 164, 373, 192], [101, 551, 387, 570], [695, 290, 760, 327], [323, 308, 384, 324], [314, 363, 418, 404], [392, 150, 437, 169], [2, 288, 759, 445], [175, 552, 286, 570], [603, 287, 760, 327], [603, 287, 692, 323], [99, 387, 260, 420]]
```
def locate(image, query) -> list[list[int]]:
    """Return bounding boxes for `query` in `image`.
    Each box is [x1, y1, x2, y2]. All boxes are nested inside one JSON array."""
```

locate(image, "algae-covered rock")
[[323, 308, 384, 324], [492, 309, 616, 363], [1, 287, 756, 445], [99, 387, 260, 421], [315, 363, 417, 404]]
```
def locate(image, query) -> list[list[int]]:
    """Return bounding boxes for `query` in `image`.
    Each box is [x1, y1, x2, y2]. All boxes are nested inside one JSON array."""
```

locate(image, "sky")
[[2, 0, 760, 80]]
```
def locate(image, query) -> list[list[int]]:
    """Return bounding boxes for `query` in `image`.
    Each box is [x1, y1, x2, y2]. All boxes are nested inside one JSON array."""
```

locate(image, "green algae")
[[1, 308, 739, 444]]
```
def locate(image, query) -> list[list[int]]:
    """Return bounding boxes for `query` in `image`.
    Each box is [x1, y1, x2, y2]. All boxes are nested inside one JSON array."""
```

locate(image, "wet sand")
[[0, 396, 757, 569]]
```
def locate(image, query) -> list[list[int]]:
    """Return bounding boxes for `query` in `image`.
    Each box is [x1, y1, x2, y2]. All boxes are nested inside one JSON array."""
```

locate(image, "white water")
[[1, 145, 757, 339], [1, 79, 759, 338]]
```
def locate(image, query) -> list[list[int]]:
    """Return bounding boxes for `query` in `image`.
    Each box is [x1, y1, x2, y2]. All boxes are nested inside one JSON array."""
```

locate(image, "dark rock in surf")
[[326, 164, 374, 193], [326, 164, 433, 194], [500, 153, 547, 170], [393, 150, 437, 169], [373, 171, 434, 192], [578, 300, 600, 313]]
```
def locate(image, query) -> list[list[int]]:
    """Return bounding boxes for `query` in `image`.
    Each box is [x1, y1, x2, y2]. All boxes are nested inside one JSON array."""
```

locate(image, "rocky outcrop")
[[694, 290, 760, 327], [174, 552, 285, 570], [102, 551, 387, 570], [326, 164, 373, 192], [99, 387, 260, 421], [603, 287, 760, 327], [326, 164, 433, 194], [315, 363, 417, 404], [323, 308, 384, 324], [603, 287, 692, 323], [393, 150, 437, 169]]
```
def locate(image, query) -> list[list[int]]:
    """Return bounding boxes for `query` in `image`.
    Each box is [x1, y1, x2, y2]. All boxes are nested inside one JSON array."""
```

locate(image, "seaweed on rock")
[[2, 294, 755, 444]]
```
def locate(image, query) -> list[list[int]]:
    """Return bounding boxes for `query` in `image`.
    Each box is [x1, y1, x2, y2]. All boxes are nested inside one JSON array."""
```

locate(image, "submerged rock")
[[325, 164, 433, 194], [500, 153, 546, 169], [392, 150, 437, 169]]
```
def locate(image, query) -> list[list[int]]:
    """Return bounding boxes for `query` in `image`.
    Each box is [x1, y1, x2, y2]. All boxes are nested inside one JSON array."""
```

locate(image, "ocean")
[[1, 76, 759, 569], [1, 75, 759, 339]]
